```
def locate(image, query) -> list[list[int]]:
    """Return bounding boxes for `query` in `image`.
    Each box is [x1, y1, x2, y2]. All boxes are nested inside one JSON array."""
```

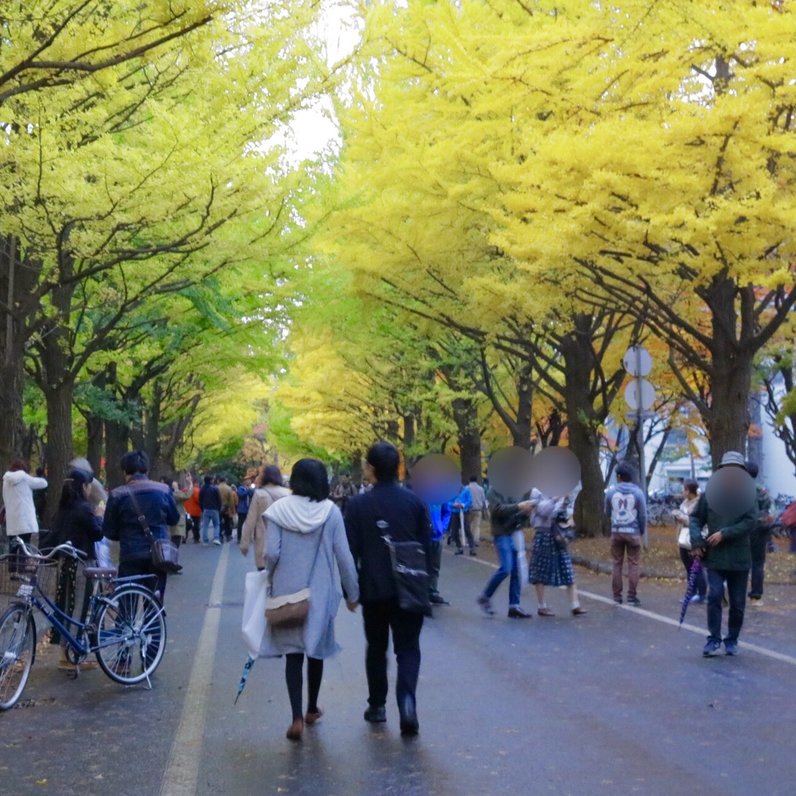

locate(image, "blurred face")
[[82, 482, 91, 499]]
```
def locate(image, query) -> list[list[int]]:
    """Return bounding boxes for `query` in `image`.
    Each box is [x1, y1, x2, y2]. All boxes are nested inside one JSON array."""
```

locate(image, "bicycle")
[[0, 540, 167, 711]]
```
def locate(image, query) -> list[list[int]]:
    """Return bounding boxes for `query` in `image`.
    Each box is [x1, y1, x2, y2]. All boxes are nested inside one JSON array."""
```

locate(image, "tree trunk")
[[42, 377, 75, 528], [0, 236, 36, 467], [105, 420, 129, 488], [86, 415, 104, 475], [451, 395, 481, 481], [560, 322, 607, 537], [512, 361, 533, 449], [402, 414, 416, 451]]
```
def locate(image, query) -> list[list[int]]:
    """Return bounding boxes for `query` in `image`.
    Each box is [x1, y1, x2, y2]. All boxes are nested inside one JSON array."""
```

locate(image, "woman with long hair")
[[261, 458, 359, 741]]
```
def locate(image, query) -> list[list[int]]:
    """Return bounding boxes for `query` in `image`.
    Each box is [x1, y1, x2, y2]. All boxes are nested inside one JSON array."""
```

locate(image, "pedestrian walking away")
[[345, 441, 432, 736], [236, 478, 253, 544], [689, 452, 757, 657], [477, 486, 534, 618], [102, 450, 180, 601], [425, 499, 451, 605], [262, 459, 359, 742], [450, 483, 476, 556], [241, 465, 291, 571], [605, 461, 647, 606]]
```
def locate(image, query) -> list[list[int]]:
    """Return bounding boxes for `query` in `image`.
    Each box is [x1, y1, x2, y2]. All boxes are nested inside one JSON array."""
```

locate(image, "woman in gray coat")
[[263, 459, 359, 741]]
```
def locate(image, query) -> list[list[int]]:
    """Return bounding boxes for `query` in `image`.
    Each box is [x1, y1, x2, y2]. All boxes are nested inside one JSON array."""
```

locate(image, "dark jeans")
[[118, 558, 166, 602], [187, 516, 201, 543], [236, 513, 247, 543], [452, 511, 475, 552], [429, 540, 443, 596], [749, 529, 770, 598], [285, 653, 323, 721], [679, 547, 706, 597], [706, 567, 748, 644], [221, 512, 233, 541], [362, 599, 424, 709], [482, 533, 520, 608]]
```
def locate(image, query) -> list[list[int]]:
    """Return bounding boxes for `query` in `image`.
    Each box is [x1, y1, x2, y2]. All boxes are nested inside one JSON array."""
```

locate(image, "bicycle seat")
[[84, 567, 117, 579]]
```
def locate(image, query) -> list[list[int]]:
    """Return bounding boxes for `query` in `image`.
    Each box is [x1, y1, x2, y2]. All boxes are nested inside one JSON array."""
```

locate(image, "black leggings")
[[285, 654, 323, 720]]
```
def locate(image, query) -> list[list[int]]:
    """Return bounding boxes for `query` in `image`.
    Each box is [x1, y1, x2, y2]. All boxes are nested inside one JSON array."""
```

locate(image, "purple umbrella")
[[679, 558, 703, 626], [234, 655, 256, 704]]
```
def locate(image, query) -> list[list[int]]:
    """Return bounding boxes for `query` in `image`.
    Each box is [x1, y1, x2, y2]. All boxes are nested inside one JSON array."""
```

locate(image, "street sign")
[[624, 379, 656, 411], [622, 345, 652, 377]]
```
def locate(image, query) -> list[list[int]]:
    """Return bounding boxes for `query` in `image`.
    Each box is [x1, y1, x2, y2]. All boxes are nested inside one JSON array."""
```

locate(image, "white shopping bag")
[[241, 569, 269, 657], [94, 537, 114, 569]]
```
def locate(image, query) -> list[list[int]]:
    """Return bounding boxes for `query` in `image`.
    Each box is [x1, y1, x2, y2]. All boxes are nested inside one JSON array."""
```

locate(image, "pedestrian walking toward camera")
[[241, 464, 291, 570], [672, 480, 705, 603], [102, 451, 180, 601], [450, 483, 476, 556], [199, 475, 222, 545], [467, 476, 487, 547], [745, 461, 773, 607], [529, 492, 587, 617], [345, 442, 432, 736], [690, 452, 757, 657], [218, 476, 236, 542], [262, 459, 359, 742], [605, 462, 647, 606], [477, 487, 533, 618], [425, 499, 451, 605]]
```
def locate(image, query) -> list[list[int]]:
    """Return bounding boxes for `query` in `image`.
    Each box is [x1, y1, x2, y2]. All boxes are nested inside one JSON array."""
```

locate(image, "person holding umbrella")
[[689, 452, 758, 657]]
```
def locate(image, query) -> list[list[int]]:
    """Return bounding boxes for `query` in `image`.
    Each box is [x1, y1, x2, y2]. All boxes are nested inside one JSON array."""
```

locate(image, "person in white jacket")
[[2, 459, 48, 545]]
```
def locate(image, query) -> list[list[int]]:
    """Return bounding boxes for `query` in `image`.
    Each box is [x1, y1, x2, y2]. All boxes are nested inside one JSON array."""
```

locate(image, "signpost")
[[623, 345, 655, 547]]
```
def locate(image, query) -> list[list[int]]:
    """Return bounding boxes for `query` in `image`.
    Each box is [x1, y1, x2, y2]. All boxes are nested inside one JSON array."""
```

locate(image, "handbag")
[[677, 526, 692, 549], [265, 527, 323, 629], [382, 535, 432, 616], [551, 523, 570, 552], [128, 488, 182, 573]]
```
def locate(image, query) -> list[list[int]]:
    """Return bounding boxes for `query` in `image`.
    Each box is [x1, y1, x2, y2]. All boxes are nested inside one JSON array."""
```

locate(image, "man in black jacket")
[[345, 442, 432, 736]]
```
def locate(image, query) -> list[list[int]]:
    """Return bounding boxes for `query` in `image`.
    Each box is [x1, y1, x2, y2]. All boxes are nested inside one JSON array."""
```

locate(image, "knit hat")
[[718, 451, 746, 469]]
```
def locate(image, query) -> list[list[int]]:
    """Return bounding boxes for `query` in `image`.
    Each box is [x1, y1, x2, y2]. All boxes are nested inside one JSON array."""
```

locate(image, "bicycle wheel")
[[94, 586, 167, 685], [0, 603, 36, 710]]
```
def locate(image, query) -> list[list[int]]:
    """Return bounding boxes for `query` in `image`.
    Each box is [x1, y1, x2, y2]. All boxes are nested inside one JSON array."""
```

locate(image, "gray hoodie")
[[605, 482, 647, 535]]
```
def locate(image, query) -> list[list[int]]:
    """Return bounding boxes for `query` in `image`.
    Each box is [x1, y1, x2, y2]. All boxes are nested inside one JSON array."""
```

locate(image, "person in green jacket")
[[689, 451, 757, 658]]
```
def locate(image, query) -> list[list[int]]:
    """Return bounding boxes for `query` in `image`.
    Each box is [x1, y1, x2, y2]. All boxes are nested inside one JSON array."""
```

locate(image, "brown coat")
[[240, 485, 291, 569]]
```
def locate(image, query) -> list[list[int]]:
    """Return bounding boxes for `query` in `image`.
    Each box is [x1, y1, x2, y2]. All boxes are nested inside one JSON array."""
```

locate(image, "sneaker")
[[508, 607, 532, 618], [469, 550, 477, 556], [477, 596, 495, 616], [724, 641, 739, 656], [454, 549, 464, 556], [364, 705, 387, 723], [749, 597, 764, 607], [703, 639, 722, 657], [613, 597, 623, 605], [689, 595, 706, 604], [627, 597, 641, 607], [213, 539, 221, 546]]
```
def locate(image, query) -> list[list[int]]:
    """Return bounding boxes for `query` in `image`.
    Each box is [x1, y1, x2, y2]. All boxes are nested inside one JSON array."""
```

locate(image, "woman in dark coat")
[[51, 468, 104, 668]]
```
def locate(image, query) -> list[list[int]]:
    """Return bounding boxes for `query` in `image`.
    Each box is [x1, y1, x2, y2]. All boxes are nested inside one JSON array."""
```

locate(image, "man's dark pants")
[[362, 599, 423, 710], [749, 528, 770, 599], [706, 567, 748, 644], [429, 540, 442, 597]]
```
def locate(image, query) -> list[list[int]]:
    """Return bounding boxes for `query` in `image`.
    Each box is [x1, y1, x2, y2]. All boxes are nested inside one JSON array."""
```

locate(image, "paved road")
[[1, 541, 795, 795]]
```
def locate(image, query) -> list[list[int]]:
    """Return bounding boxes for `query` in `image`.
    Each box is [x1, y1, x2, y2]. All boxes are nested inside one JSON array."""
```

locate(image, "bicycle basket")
[[0, 554, 59, 604]]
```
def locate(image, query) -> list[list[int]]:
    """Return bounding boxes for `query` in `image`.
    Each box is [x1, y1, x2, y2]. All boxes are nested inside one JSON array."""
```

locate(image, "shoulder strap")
[[126, 485, 154, 541]]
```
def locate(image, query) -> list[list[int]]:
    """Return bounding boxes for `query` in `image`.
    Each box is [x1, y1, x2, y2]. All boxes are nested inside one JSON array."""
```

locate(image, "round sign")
[[409, 454, 461, 504], [622, 345, 652, 377], [704, 466, 757, 518], [529, 447, 581, 497], [624, 379, 656, 411], [486, 446, 535, 499]]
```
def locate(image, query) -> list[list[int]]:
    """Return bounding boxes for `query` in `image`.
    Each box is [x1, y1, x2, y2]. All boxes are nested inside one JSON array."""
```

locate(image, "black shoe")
[[508, 607, 532, 619], [429, 594, 449, 605], [455, 549, 464, 555], [469, 549, 477, 556], [364, 705, 387, 723], [398, 695, 419, 736], [627, 597, 641, 607]]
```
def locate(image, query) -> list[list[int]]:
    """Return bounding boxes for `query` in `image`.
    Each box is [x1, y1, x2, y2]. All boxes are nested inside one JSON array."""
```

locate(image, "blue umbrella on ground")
[[679, 558, 704, 626], [234, 655, 257, 704]]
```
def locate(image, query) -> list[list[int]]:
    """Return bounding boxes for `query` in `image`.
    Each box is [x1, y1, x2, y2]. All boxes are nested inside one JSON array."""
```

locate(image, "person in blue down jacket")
[[426, 501, 451, 605], [103, 450, 179, 600]]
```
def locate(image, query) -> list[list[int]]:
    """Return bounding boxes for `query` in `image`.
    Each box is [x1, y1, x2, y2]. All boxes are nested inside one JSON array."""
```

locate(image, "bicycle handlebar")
[[11, 538, 87, 562]]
